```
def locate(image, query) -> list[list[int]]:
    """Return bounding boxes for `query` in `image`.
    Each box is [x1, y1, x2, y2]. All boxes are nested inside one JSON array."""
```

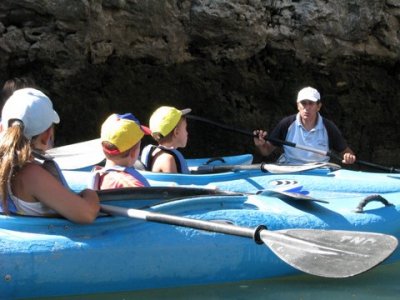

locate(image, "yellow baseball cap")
[[149, 106, 191, 137], [101, 113, 151, 155]]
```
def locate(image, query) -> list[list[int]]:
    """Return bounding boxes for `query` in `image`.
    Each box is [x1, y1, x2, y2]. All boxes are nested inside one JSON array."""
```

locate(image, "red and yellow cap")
[[101, 113, 151, 155]]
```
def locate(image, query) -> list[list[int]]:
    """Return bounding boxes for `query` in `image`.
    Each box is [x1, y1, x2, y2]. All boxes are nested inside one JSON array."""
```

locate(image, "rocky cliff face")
[[1, 0, 399, 167]]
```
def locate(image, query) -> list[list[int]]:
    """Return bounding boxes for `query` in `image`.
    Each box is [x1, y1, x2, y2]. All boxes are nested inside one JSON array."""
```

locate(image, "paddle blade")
[[260, 189, 329, 203], [48, 138, 105, 170], [260, 229, 398, 278], [262, 162, 330, 173]]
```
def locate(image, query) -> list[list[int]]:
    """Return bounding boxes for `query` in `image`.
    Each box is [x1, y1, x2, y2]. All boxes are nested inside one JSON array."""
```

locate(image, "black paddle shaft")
[[101, 204, 265, 243], [187, 115, 331, 154], [187, 115, 400, 173]]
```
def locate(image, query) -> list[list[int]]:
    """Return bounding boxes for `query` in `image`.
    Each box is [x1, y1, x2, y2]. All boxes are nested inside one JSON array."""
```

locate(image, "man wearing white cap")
[[253, 87, 356, 164]]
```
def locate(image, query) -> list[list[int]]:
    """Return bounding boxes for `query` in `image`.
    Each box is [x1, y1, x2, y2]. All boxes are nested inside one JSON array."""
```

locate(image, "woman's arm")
[[17, 164, 100, 223]]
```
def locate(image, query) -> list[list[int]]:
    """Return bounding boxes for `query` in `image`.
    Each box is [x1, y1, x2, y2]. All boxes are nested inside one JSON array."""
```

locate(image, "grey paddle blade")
[[259, 189, 329, 203], [260, 229, 398, 278]]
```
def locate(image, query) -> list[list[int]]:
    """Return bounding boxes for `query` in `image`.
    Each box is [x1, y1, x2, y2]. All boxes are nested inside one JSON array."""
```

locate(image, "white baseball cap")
[[297, 87, 321, 102], [1, 88, 60, 138]]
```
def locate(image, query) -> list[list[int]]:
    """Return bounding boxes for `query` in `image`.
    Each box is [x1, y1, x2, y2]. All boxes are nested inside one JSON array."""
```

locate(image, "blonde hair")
[[0, 122, 31, 214], [152, 130, 173, 143]]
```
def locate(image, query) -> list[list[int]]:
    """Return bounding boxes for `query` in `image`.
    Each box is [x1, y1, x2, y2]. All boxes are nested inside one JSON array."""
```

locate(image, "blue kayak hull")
[[2, 187, 400, 299], [2, 166, 400, 298]]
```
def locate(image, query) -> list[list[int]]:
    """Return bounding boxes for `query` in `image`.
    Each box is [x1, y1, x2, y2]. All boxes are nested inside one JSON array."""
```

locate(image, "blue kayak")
[[1, 165, 400, 299], [1, 190, 399, 299]]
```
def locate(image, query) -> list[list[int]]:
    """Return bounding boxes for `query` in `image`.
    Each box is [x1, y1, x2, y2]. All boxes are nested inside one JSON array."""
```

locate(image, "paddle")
[[97, 186, 326, 203], [97, 186, 242, 202], [190, 161, 339, 174], [47, 138, 105, 170], [100, 203, 398, 278], [187, 115, 400, 173], [263, 189, 328, 203]]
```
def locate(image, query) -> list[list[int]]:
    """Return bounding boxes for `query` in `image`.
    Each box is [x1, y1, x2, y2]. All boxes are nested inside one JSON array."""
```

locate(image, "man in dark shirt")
[[254, 87, 356, 164]]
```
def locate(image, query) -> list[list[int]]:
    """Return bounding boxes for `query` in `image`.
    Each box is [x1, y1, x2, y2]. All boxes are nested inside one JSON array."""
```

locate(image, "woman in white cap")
[[140, 106, 191, 173], [0, 88, 99, 223], [253, 87, 356, 164]]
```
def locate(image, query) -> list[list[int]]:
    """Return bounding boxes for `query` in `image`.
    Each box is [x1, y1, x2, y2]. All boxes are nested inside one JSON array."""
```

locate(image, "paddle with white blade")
[[47, 138, 105, 170], [100, 204, 398, 278], [190, 162, 339, 174], [97, 186, 327, 204], [48, 137, 338, 174]]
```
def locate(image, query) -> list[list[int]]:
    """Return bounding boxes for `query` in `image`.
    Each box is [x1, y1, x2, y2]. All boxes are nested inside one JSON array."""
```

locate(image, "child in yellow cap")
[[91, 113, 151, 189], [140, 106, 191, 173]]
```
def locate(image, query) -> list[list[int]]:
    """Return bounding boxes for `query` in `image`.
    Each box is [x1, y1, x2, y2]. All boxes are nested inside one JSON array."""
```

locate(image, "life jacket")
[[0, 150, 69, 215], [89, 165, 150, 190], [33, 150, 70, 188], [140, 145, 190, 174]]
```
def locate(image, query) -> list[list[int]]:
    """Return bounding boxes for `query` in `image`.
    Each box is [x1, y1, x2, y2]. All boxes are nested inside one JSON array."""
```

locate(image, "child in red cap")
[[91, 113, 151, 189]]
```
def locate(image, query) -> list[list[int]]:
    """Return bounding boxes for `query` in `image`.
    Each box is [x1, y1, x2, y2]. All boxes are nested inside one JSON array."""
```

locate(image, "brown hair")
[[101, 141, 136, 159], [1, 77, 36, 104], [0, 122, 32, 214]]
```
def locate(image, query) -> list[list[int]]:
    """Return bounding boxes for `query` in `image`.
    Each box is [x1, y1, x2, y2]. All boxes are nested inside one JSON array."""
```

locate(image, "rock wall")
[[1, 0, 399, 167]]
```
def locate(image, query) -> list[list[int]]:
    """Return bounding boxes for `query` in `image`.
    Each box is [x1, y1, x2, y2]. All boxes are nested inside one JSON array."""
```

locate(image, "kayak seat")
[[204, 157, 226, 165]]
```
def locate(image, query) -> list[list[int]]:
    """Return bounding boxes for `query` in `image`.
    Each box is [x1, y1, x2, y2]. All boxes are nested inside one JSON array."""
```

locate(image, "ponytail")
[[0, 122, 31, 214]]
